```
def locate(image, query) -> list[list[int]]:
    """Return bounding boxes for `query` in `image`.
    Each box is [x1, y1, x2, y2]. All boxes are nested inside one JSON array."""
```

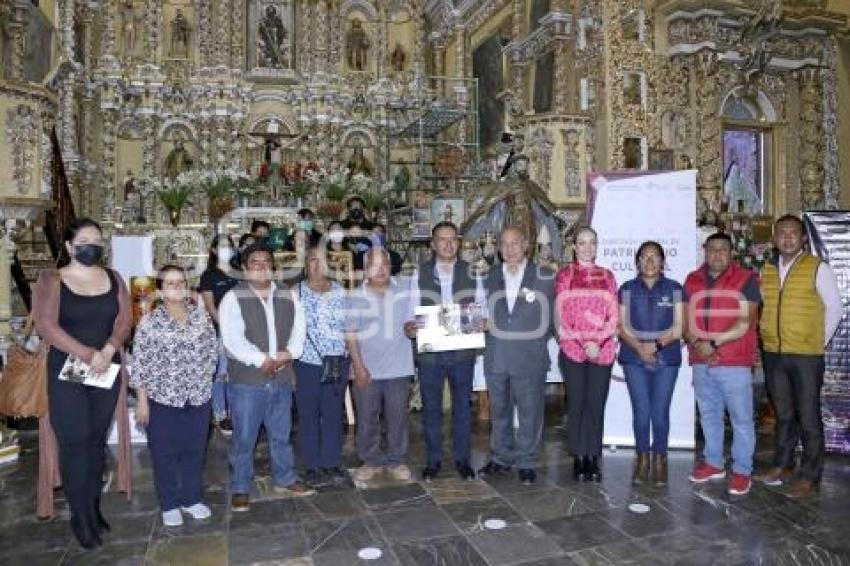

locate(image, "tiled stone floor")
[[2, 399, 850, 565]]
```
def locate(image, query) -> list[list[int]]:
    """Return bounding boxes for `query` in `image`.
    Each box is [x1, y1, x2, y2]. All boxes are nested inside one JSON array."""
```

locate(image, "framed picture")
[[411, 193, 432, 240], [623, 136, 646, 169], [648, 148, 674, 171], [431, 197, 465, 228]]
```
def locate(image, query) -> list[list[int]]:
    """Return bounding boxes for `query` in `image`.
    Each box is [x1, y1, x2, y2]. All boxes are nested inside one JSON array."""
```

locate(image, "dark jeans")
[[485, 368, 547, 470], [419, 354, 475, 466], [561, 354, 612, 457], [48, 371, 120, 526], [353, 376, 411, 467], [623, 363, 679, 454], [146, 399, 211, 511], [294, 360, 347, 470], [763, 352, 825, 481]]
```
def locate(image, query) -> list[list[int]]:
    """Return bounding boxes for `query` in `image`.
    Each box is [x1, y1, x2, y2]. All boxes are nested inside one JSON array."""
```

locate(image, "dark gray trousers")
[[353, 376, 411, 467], [485, 370, 546, 469]]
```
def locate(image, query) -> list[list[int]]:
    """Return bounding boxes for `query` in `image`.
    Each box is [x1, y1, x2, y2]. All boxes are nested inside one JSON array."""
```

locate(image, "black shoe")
[[455, 461, 475, 480], [519, 469, 536, 485], [478, 461, 511, 476], [422, 463, 441, 482], [323, 467, 348, 482], [587, 456, 602, 482], [303, 468, 324, 487], [70, 514, 100, 550]]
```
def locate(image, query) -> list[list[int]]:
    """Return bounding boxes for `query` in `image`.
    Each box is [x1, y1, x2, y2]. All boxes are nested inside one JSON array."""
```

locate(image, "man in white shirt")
[[219, 243, 312, 511], [755, 215, 842, 498], [478, 227, 555, 485]]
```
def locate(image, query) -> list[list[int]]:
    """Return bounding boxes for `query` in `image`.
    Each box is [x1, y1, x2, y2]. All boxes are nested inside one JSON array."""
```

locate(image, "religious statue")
[[461, 154, 565, 261], [120, 169, 144, 223], [393, 165, 410, 201], [346, 20, 370, 71], [121, 0, 138, 57], [258, 5, 288, 69], [170, 9, 191, 59], [723, 158, 762, 214], [390, 44, 406, 72], [346, 146, 373, 177], [164, 139, 194, 180]]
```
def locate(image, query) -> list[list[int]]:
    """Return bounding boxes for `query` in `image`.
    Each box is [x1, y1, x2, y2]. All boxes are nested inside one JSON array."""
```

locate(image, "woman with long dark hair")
[[617, 241, 684, 486], [130, 265, 218, 526], [33, 218, 131, 549], [199, 234, 238, 434]]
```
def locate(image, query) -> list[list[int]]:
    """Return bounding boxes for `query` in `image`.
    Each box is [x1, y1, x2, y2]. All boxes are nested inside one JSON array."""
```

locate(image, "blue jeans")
[[212, 341, 229, 421], [624, 363, 679, 454], [293, 360, 347, 469], [229, 381, 297, 493], [693, 365, 755, 475], [419, 354, 475, 466]]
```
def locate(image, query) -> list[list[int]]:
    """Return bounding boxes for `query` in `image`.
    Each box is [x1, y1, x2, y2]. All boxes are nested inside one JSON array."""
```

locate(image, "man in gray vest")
[[478, 226, 555, 485], [410, 222, 484, 481], [220, 243, 313, 512]]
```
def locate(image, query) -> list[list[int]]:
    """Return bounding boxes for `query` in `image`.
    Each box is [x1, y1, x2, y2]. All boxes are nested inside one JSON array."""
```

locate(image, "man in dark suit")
[[409, 222, 482, 481], [478, 226, 555, 485]]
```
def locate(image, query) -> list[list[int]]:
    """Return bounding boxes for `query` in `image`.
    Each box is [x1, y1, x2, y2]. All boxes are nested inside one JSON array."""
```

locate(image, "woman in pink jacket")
[[555, 227, 619, 481]]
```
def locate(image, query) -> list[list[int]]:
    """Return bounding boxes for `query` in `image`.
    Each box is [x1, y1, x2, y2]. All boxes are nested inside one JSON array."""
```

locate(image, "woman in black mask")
[[341, 196, 374, 231], [33, 217, 132, 549]]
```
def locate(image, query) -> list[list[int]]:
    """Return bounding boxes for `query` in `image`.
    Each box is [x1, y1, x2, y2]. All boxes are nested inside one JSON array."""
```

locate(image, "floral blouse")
[[297, 281, 349, 366], [129, 302, 218, 407], [555, 262, 619, 365]]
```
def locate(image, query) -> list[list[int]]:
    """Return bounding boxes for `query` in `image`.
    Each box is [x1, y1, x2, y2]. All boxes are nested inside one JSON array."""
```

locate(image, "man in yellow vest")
[[755, 215, 842, 498]]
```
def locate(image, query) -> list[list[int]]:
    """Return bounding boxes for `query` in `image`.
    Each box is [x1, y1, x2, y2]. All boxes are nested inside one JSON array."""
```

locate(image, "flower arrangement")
[[730, 229, 773, 273], [156, 175, 194, 226]]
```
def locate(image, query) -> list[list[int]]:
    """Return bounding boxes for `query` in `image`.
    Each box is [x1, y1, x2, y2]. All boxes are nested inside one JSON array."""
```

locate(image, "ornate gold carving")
[[798, 68, 825, 209], [6, 105, 38, 196]]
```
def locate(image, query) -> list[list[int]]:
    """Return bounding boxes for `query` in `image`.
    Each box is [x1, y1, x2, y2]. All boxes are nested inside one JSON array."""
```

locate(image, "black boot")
[[580, 456, 592, 481], [70, 513, 100, 550], [573, 456, 583, 480], [588, 456, 602, 482]]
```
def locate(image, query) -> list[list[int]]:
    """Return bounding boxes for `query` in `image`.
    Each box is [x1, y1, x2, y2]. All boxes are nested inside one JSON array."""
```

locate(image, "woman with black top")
[[199, 234, 238, 434], [34, 218, 131, 549]]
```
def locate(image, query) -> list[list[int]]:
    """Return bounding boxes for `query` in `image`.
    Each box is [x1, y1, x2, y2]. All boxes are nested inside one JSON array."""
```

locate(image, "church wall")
[[838, 37, 850, 209]]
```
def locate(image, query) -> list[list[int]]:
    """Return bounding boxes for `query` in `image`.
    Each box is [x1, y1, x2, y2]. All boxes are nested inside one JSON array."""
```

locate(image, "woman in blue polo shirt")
[[618, 241, 684, 487]]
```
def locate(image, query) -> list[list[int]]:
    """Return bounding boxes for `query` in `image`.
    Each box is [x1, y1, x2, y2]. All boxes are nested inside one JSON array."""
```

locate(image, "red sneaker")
[[688, 462, 726, 483], [728, 473, 752, 495]]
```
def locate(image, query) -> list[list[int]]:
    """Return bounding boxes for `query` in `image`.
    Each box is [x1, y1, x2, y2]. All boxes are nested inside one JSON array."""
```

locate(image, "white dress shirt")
[[219, 284, 306, 367], [409, 260, 487, 307], [503, 259, 528, 313], [778, 251, 843, 346]]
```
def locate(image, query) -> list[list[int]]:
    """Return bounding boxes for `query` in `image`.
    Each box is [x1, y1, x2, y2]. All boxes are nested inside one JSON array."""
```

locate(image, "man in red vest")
[[684, 232, 761, 496]]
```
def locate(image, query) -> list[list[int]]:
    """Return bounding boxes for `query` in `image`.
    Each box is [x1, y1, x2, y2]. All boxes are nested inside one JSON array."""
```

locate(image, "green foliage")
[[157, 184, 193, 211]]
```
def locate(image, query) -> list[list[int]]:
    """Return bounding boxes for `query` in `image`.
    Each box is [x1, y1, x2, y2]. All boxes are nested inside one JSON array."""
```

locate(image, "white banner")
[[591, 170, 698, 449]]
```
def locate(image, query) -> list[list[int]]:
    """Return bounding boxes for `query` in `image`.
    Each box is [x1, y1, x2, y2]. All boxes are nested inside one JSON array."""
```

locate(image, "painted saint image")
[[259, 5, 288, 68], [724, 159, 761, 214]]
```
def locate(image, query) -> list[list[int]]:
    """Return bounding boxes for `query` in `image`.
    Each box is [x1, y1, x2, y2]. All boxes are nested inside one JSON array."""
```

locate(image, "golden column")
[[798, 68, 825, 210]]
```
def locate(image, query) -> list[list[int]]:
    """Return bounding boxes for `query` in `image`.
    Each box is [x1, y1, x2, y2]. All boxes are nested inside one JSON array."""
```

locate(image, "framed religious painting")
[[273, 251, 301, 285], [327, 251, 354, 288], [431, 197, 465, 228], [648, 148, 674, 171], [411, 193, 433, 240]]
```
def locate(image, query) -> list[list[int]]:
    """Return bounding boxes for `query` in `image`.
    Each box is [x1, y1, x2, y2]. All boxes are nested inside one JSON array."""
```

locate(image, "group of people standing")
[[33, 211, 841, 549]]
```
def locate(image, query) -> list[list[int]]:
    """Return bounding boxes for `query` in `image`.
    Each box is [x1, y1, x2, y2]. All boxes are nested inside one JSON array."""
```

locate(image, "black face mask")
[[74, 244, 104, 267], [348, 208, 363, 220]]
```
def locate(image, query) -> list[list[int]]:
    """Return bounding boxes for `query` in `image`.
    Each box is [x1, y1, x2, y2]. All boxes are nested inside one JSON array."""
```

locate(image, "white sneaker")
[[162, 508, 184, 527], [389, 464, 412, 482], [352, 465, 382, 481], [181, 502, 212, 520]]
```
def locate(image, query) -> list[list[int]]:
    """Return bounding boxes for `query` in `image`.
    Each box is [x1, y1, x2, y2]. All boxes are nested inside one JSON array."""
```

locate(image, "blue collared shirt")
[[618, 275, 685, 366]]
